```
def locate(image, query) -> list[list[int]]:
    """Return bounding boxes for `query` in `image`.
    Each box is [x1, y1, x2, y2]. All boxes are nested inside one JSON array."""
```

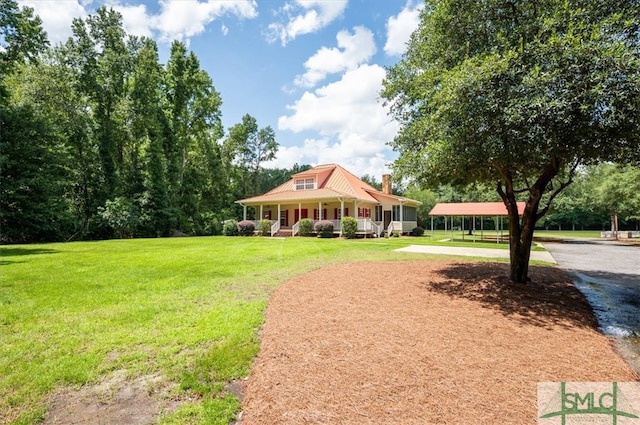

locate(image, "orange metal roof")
[[236, 163, 421, 206], [429, 202, 525, 216]]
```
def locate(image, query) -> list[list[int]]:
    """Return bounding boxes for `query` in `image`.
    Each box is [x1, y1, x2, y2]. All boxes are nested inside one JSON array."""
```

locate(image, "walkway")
[[394, 244, 557, 263]]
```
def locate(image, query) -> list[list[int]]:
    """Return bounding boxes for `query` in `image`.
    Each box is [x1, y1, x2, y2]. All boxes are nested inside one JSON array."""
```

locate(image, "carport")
[[428, 202, 525, 243]]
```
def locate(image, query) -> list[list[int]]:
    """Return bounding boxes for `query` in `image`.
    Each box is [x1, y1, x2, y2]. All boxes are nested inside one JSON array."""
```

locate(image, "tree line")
[[0, 1, 304, 243]]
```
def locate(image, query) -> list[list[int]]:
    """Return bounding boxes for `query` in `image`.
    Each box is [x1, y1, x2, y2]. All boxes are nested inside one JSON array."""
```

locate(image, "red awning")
[[429, 202, 525, 216]]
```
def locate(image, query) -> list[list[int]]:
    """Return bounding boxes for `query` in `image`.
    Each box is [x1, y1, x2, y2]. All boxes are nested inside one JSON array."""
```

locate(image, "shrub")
[[201, 211, 223, 236], [298, 218, 314, 236], [258, 219, 273, 236], [314, 220, 334, 238], [237, 220, 256, 236], [411, 226, 425, 236], [341, 216, 358, 239], [223, 220, 239, 236]]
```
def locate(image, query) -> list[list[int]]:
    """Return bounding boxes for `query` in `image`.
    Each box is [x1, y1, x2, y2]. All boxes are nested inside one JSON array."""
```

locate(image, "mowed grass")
[[0, 232, 570, 424], [1, 236, 439, 424]]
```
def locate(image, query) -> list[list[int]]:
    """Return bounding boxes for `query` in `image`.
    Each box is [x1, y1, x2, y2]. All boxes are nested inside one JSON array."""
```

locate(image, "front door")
[[384, 210, 391, 230], [280, 210, 288, 227]]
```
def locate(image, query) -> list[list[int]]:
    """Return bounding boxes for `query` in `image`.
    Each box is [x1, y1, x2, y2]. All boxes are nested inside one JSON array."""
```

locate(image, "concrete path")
[[395, 244, 557, 263]]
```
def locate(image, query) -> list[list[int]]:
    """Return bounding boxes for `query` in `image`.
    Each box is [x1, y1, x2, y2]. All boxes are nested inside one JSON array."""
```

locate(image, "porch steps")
[[273, 229, 293, 237]]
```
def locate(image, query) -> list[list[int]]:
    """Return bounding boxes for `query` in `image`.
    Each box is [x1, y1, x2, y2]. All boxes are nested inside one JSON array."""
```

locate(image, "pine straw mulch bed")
[[239, 260, 638, 425]]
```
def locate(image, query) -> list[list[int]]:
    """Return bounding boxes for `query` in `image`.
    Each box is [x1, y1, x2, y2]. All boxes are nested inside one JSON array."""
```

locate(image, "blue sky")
[[19, 0, 423, 178]]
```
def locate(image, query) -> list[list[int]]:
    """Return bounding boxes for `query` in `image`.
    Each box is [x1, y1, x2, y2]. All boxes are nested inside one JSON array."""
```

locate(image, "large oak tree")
[[382, 0, 640, 282]]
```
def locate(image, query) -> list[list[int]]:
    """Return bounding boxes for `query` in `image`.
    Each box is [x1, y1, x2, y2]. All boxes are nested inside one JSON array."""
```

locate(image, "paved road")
[[544, 239, 640, 336]]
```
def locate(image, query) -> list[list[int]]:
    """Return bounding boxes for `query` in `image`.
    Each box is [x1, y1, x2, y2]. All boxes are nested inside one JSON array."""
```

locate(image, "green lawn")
[[0, 235, 554, 424]]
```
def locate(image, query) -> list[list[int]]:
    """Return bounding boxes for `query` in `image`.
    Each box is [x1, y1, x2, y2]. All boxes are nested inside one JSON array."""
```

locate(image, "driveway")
[[544, 239, 640, 337]]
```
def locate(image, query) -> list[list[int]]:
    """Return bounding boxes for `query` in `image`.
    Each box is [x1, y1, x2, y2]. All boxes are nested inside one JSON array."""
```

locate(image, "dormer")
[[294, 177, 316, 190]]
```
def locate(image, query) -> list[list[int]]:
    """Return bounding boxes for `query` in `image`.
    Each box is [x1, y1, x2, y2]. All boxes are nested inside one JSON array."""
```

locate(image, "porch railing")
[[292, 221, 300, 237], [270, 220, 280, 236], [388, 221, 402, 235]]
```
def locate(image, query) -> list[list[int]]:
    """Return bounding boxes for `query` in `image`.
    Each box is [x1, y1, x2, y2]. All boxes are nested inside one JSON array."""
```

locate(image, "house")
[[235, 163, 422, 237]]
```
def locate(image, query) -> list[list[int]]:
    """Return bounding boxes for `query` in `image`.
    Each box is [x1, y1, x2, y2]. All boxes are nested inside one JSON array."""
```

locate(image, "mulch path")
[[239, 260, 638, 425]]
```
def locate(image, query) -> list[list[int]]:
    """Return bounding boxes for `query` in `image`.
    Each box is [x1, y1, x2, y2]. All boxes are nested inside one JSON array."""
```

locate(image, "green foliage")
[[298, 218, 314, 236], [341, 216, 358, 239], [382, 0, 640, 282], [97, 197, 138, 239], [237, 220, 255, 236], [223, 219, 238, 236], [258, 219, 272, 236], [411, 227, 425, 237], [223, 114, 279, 200], [0, 0, 48, 83], [314, 220, 334, 238], [200, 212, 224, 236], [0, 103, 74, 243]]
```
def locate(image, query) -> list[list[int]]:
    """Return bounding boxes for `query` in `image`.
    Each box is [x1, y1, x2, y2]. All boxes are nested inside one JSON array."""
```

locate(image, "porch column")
[[298, 203, 302, 221], [318, 202, 322, 220], [400, 201, 404, 235], [243, 205, 247, 221], [278, 204, 281, 225], [260, 205, 263, 220], [340, 199, 344, 236]]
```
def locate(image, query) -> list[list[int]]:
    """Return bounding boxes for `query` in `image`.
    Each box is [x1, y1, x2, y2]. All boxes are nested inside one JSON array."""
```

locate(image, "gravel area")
[[240, 260, 637, 425]]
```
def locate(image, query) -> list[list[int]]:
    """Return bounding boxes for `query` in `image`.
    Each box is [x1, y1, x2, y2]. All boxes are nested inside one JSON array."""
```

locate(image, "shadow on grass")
[[0, 247, 59, 265], [0, 247, 59, 257], [425, 262, 597, 330]]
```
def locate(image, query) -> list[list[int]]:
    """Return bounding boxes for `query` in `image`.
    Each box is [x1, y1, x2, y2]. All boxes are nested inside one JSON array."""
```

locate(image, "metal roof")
[[429, 202, 525, 216], [236, 163, 421, 206]]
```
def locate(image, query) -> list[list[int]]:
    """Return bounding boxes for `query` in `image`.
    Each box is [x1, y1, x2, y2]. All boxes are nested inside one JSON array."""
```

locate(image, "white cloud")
[[111, 3, 153, 38], [149, 0, 258, 43], [275, 64, 398, 177], [19, 0, 258, 46], [384, 1, 423, 57], [294, 26, 376, 88], [267, 0, 348, 46], [221, 24, 229, 36], [18, 0, 88, 45]]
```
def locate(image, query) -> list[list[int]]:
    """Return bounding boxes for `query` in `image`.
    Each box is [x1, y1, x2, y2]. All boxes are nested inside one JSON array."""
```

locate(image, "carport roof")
[[429, 202, 525, 216]]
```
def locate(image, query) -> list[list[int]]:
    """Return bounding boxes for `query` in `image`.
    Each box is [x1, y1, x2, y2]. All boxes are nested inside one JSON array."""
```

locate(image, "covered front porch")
[[239, 199, 417, 237]]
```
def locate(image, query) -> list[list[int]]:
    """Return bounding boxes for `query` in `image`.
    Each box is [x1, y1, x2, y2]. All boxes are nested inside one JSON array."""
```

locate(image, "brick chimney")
[[382, 174, 392, 194]]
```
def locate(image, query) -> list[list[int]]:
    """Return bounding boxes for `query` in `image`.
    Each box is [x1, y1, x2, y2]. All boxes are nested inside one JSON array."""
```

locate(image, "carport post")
[[451, 216, 454, 241], [473, 215, 476, 243], [431, 215, 434, 239]]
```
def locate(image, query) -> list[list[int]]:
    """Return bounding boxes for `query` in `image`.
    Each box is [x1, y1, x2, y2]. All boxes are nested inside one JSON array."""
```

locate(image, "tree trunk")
[[505, 200, 537, 283]]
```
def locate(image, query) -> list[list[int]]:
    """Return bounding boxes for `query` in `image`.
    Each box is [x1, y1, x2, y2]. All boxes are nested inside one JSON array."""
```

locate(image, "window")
[[392, 205, 400, 221], [391, 205, 417, 221], [375, 206, 383, 222], [295, 178, 315, 190], [357, 208, 371, 218], [403, 206, 417, 221], [334, 208, 349, 219]]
